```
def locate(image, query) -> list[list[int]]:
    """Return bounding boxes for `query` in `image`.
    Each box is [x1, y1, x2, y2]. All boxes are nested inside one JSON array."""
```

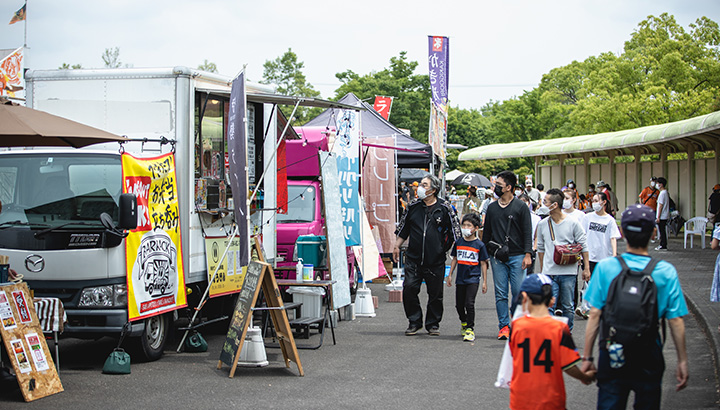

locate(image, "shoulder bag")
[[548, 218, 583, 265], [487, 214, 513, 263]]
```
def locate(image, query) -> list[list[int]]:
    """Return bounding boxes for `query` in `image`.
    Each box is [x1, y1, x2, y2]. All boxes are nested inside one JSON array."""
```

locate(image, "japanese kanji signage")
[[122, 152, 187, 321], [332, 110, 362, 247], [428, 35, 449, 161]]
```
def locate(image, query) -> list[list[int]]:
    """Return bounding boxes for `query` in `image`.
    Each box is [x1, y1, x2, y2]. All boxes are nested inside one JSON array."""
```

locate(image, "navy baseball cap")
[[519, 274, 552, 296], [621, 204, 656, 233]]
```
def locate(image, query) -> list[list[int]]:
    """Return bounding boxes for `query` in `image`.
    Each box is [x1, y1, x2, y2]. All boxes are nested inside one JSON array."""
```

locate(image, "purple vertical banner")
[[428, 36, 449, 109], [228, 73, 249, 266], [428, 36, 450, 162]]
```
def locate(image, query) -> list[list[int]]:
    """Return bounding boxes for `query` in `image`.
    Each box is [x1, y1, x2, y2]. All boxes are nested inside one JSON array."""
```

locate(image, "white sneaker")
[[655, 246, 668, 251]]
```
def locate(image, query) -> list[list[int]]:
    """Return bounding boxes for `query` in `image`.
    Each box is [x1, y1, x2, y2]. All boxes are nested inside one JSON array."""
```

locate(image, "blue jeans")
[[490, 254, 526, 330], [549, 274, 576, 331], [597, 378, 661, 410]]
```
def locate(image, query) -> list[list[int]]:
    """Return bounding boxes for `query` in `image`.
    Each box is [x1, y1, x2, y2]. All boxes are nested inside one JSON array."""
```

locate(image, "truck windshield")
[[0, 153, 122, 228], [276, 185, 316, 223]]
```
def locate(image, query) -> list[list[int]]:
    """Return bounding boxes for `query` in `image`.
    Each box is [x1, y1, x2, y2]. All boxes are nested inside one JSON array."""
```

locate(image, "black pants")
[[658, 219, 668, 248], [403, 259, 444, 330], [455, 283, 480, 329]]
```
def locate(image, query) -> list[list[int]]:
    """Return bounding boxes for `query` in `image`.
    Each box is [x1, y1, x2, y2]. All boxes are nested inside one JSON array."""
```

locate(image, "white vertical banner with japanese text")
[[122, 153, 187, 321], [428, 35, 449, 162], [332, 110, 362, 246], [362, 136, 397, 253]]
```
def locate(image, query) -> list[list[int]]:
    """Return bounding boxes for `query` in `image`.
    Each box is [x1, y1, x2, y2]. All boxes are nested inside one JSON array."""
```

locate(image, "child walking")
[[509, 274, 596, 410], [447, 213, 488, 342]]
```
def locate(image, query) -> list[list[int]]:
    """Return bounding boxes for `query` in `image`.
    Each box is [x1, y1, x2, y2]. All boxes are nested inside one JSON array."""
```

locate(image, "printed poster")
[[0, 291, 17, 330], [11, 290, 32, 323], [205, 236, 247, 298], [25, 333, 50, 372], [122, 152, 187, 321], [10, 339, 32, 374]]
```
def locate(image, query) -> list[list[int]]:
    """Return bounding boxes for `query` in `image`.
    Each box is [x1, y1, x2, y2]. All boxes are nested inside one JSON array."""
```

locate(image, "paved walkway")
[[652, 235, 720, 392]]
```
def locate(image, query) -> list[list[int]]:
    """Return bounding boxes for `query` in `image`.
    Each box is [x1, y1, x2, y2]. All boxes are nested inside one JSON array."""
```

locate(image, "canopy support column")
[[558, 155, 566, 188], [534, 157, 540, 184], [583, 153, 591, 190], [633, 147, 642, 207], [687, 142, 696, 219]]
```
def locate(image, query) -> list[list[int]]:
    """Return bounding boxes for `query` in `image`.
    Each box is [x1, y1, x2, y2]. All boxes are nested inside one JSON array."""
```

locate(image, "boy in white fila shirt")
[[447, 213, 489, 341]]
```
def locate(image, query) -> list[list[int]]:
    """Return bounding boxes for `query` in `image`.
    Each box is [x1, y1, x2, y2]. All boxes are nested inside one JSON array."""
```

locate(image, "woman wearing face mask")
[[576, 192, 621, 319], [561, 189, 586, 229]]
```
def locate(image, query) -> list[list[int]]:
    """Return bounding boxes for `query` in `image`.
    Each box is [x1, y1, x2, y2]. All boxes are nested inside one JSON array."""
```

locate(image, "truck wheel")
[[134, 313, 171, 361]]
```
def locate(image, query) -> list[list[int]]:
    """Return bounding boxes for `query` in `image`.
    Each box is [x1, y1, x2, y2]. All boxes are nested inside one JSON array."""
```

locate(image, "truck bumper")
[[64, 308, 144, 337]]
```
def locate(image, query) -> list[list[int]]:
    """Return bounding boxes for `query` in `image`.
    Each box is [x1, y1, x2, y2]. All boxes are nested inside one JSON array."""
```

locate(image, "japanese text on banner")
[[122, 153, 187, 321], [332, 110, 361, 246]]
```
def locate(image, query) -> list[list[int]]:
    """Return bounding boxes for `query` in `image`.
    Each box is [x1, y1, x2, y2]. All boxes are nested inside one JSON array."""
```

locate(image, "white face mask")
[[537, 205, 550, 215], [461, 228, 473, 238], [650, 182, 656, 188], [515, 190, 522, 196], [562, 199, 573, 210], [417, 186, 428, 200], [592, 202, 603, 212]]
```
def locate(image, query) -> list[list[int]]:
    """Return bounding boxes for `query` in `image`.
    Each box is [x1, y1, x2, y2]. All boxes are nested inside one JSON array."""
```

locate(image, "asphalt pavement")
[[1, 234, 719, 409]]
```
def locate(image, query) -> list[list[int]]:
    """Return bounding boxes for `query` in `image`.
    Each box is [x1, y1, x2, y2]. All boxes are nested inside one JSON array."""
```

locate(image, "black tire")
[[133, 313, 171, 361]]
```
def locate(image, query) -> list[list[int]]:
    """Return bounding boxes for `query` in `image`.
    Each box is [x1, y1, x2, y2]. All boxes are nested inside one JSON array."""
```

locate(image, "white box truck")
[[0, 67, 288, 360]]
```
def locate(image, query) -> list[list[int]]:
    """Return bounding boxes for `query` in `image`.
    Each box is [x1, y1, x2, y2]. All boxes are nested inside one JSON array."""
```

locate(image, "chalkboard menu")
[[318, 151, 352, 310], [218, 261, 263, 370]]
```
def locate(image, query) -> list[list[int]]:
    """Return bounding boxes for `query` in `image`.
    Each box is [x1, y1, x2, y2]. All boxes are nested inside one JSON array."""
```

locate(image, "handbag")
[[103, 322, 131, 374], [488, 215, 514, 263], [548, 218, 583, 265], [102, 348, 131, 374], [184, 332, 208, 353]]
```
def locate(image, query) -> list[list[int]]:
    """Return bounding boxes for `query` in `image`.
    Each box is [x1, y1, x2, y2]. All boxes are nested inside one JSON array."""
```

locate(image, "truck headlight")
[[79, 284, 127, 307]]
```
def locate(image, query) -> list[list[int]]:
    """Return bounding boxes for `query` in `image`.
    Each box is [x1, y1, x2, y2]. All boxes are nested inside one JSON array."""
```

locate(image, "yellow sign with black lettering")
[[205, 236, 246, 298]]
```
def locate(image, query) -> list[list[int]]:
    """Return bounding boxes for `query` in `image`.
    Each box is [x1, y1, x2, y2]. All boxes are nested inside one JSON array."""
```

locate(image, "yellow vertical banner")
[[205, 236, 247, 298], [122, 153, 187, 321]]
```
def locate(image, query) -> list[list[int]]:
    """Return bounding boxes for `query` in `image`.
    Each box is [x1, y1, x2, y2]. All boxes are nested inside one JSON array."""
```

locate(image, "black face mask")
[[494, 184, 505, 197]]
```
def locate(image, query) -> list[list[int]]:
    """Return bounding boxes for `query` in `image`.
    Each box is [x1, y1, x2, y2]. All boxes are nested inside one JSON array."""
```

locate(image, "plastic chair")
[[684, 217, 709, 249]]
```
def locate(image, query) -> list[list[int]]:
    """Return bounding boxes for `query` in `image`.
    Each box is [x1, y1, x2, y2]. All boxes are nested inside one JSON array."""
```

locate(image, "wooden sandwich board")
[[217, 260, 303, 377], [0, 282, 63, 402]]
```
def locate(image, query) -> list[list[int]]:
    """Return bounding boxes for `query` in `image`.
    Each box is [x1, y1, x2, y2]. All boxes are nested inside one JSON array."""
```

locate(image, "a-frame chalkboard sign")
[[217, 260, 303, 377]]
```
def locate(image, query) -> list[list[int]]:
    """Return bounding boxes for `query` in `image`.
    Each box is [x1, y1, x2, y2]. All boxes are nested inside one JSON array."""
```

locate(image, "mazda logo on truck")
[[25, 255, 45, 272]]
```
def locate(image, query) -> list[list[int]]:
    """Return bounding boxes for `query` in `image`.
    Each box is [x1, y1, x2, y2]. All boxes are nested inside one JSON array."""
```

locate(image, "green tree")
[[59, 63, 82, 69], [197, 60, 218, 73], [261, 48, 321, 124], [334, 51, 431, 142], [102, 47, 122, 68]]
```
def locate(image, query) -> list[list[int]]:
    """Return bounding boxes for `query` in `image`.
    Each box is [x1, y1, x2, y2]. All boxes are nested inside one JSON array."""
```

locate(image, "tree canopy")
[[261, 48, 321, 124], [260, 14, 719, 177]]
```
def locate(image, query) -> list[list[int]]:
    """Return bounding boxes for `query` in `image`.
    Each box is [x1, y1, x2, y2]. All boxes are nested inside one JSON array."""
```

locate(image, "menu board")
[[0, 283, 63, 402], [218, 261, 264, 372]]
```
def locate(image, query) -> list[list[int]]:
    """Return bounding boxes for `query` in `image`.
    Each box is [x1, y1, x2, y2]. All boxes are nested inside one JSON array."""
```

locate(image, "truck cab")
[[275, 126, 356, 290]]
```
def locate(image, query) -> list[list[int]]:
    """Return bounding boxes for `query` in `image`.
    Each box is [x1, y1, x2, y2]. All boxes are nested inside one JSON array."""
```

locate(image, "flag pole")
[[23, 0, 27, 48]]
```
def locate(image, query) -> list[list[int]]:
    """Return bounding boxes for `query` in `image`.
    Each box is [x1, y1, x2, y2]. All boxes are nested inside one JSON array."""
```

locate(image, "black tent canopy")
[[303, 93, 432, 168]]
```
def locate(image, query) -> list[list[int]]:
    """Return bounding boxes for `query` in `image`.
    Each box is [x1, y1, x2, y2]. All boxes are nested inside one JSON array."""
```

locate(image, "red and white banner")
[[0, 47, 23, 97], [372, 96, 393, 121]]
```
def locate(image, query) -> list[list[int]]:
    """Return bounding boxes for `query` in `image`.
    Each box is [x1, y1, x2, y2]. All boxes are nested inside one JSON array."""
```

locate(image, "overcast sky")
[[1, 0, 718, 110]]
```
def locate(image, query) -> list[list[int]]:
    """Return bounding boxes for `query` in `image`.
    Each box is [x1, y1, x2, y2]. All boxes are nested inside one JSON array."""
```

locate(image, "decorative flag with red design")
[[9, 4, 26, 25], [372, 96, 393, 121]]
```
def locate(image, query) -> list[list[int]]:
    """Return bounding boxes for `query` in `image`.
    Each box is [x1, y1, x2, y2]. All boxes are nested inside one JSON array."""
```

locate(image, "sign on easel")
[[0, 283, 63, 402], [217, 260, 303, 377]]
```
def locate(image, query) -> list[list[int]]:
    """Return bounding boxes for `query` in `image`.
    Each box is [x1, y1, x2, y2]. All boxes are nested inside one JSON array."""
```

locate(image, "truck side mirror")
[[118, 193, 138, 230]]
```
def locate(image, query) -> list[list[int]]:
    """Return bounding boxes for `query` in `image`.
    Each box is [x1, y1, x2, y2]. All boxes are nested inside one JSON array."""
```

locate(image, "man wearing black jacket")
[[394, 175, 461, 336], [482, 170, 533, 340]]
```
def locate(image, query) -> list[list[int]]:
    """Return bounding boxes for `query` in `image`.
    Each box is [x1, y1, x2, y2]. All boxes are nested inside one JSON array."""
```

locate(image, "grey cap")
[[596, 180, 607, 187]]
